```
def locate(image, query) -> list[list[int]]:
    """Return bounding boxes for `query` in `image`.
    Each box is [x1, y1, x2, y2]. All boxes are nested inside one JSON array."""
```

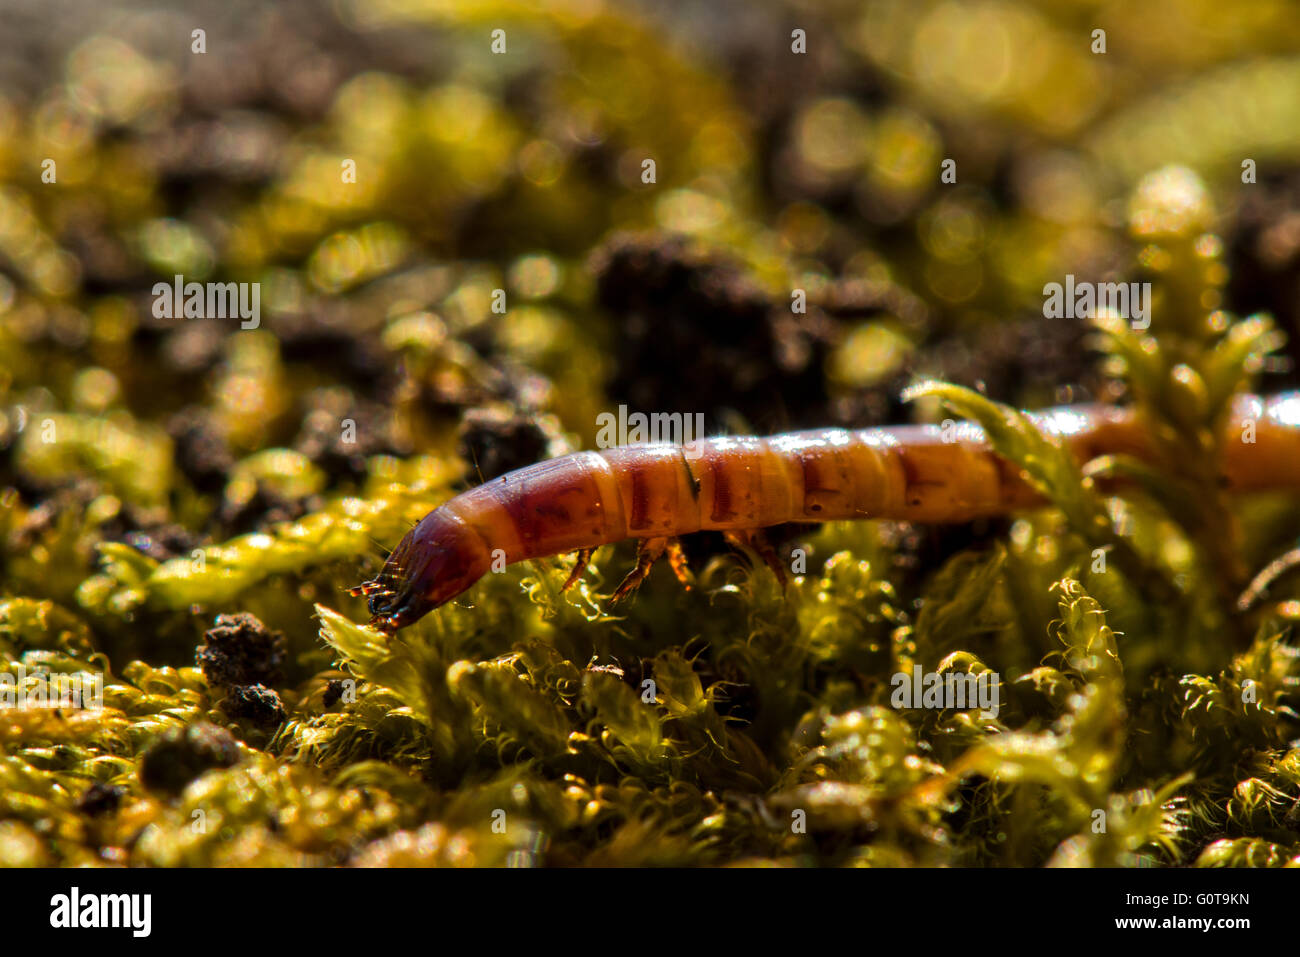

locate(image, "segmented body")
[[355, 393, 1300, 632]]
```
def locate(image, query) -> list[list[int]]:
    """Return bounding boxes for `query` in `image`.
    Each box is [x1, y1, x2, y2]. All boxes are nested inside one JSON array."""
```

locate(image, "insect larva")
[[352, 392, 1300, 633]]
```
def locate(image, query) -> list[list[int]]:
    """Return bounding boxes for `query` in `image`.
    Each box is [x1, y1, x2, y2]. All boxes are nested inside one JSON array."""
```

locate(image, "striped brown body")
[[355, 392, 1300, 632]]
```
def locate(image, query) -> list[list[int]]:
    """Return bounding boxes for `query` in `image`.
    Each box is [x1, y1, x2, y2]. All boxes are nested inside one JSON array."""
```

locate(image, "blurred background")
[[2, 0, 1299, 476]]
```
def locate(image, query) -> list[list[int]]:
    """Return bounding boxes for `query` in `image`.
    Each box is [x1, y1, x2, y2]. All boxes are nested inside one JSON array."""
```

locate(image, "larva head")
[[351, 509, 492, 633]]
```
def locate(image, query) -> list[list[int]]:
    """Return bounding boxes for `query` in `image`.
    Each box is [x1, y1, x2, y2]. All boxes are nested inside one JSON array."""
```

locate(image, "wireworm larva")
[[353, 392, 1300, 632]]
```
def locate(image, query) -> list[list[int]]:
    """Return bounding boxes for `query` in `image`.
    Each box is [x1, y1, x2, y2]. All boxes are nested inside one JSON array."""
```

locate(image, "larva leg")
[[561, 547, 596, 592], [724, 529, 789, 588], [665, 539, 693, 590], [610, 537, 669, 603], [348, 580, 387, 598]]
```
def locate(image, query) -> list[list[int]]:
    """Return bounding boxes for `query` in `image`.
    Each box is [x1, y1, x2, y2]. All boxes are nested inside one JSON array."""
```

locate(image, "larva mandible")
[[352, 392, 1300, 633]]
